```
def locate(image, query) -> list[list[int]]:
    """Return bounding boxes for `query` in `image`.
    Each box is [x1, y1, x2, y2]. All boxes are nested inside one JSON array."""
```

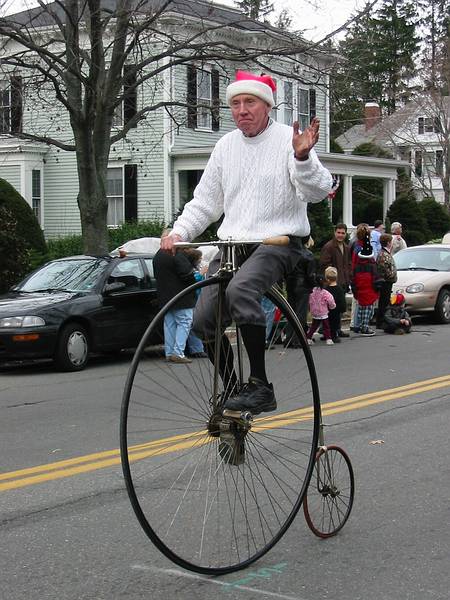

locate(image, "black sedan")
[[0, 254, 162, 371]]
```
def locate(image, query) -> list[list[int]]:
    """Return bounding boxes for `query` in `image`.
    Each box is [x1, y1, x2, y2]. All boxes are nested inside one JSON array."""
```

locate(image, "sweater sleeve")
[[289, 148, 333, 204], [172, 145, 225, 241]]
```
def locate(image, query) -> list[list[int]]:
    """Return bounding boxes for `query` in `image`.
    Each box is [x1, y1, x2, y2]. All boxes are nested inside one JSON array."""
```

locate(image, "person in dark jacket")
[[284, 240, 316, 347], [376, 233, 397, 328], [320, 223, 351, 337], [383, 293, 412, 334], [324, 266, 347, 342], [153, 243, 196, 364]]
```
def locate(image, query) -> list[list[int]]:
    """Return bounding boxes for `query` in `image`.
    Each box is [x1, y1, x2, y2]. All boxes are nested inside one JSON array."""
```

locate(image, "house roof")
[[4, 0, 300, 37], [336, 96, 449, 153]]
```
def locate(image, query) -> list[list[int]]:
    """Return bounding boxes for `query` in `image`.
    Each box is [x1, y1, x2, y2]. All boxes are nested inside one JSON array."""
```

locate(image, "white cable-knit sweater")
[[172, 122, 333, 241]]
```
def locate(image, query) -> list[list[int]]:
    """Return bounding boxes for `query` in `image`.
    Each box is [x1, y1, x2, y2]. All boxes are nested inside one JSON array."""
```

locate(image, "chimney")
[[364, 102, 381, 131]]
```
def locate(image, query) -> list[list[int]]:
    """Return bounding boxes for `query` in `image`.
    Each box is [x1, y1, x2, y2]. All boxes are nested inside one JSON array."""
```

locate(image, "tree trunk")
[[75, 137, 109, 255]]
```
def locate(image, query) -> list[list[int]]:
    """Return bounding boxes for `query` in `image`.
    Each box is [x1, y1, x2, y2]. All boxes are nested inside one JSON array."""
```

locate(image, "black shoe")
[[224, 377, 277, 415], [338, 330, 350, 338], [188, 352, 208, 358], [332, 336, 341, 343], [360, 327, 375, 337]]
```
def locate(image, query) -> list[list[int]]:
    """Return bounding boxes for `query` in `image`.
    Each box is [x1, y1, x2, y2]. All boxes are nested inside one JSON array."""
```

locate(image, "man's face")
[[334, 228, 347, 242], [230, 94, 271, 137]]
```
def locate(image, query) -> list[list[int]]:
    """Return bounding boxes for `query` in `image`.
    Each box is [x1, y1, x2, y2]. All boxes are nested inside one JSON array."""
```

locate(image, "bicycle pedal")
[[222, 409, 253, 422]]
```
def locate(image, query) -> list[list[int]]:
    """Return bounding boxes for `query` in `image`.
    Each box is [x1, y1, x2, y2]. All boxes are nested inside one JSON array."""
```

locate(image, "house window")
[[0, 76, 22, 134], [0, 81, 11, 133], [297, 88, 309, 131], [436, 150, 444, 176], [32, 170, 42, 225], [283, 81, 293, 125], [107, 167, 124, 227], [186, 65, 220, 131], [272, 82, 278, 121], [414, 150, 423, 177], [418, 116, 438, 134], [424, 151, 435, 175], [111, 65, 137, 128], [196, 69, 212, 129]]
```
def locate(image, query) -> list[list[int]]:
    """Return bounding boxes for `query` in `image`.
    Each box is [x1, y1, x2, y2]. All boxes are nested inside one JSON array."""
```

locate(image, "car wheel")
[[434, 289, 450, 324], [55, 323, 89, 371]]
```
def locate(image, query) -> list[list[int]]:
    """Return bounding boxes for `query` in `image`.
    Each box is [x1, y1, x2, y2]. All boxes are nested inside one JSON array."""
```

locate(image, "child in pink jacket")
[[307, 275, 336, 345]]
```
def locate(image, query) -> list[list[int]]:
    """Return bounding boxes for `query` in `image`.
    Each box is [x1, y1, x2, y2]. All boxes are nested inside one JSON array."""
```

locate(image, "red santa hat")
[[226, 71, 276, 108]]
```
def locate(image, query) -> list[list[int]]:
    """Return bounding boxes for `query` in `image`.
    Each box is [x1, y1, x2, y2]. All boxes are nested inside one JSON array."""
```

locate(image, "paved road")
[[1, 320, 449, 600]]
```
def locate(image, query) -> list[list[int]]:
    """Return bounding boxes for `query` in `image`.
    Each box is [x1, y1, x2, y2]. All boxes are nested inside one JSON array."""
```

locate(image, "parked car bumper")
[[0, 326, 58, 360], [393, 288, 439, 313]]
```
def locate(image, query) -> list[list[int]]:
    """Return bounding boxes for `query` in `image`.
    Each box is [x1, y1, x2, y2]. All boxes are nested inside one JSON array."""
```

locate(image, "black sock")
[[239, 324, 268, 385], [204, 335, 238, 396]]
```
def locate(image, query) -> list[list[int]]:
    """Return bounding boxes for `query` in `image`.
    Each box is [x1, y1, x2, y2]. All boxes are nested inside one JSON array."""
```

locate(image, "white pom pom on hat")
[[226, 71, 276, 108], [358, 231, 374, 259]]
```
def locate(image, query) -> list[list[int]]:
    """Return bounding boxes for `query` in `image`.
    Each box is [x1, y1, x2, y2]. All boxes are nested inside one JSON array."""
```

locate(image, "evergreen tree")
[[387, 189, 431, 245], [374, 0, 421, 113], [331, 0, 421, 137], [418, 0, 450, 90], [234, 0, 274, 20]]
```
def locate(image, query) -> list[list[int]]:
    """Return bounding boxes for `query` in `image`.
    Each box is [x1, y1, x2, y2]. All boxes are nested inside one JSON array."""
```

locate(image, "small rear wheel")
[[303, 445, 354, 538], [55, 323, 89, 371]]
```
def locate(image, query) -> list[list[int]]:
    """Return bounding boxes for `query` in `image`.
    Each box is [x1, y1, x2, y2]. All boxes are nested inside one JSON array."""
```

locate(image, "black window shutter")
[[211, 69, 220, 131], [124, 164, 138, 221], [418, 117, 424, 134], [187, 65, 197, 129], [123, 65, 137, 127], [11, 75, 22, 133], [309, 89, 316, 122], [434, 116, 442, 133]]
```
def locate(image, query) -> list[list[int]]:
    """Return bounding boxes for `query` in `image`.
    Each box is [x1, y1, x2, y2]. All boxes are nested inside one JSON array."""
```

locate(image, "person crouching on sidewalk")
[[383, 293, 412, 334], [307, 274, 336, 345]]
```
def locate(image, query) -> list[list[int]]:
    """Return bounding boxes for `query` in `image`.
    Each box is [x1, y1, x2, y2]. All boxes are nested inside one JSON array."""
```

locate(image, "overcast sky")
[[3, 0, 374, 42], [217, 0, 374, 41]]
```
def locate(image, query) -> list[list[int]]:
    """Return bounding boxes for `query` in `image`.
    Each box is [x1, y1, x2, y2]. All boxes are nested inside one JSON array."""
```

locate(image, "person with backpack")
[[376, 233, 397, 329]]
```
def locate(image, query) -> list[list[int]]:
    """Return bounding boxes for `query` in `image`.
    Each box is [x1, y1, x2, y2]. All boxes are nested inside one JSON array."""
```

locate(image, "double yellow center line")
[[2, 374, 450, 492]]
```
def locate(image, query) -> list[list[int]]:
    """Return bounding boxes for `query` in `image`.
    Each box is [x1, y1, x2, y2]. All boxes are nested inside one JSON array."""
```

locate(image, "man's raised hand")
[[292, 117, 320, 161]]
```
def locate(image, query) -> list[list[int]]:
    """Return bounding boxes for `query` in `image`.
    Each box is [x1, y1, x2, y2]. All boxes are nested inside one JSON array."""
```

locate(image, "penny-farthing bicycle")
[[120, 238, 354, 575]]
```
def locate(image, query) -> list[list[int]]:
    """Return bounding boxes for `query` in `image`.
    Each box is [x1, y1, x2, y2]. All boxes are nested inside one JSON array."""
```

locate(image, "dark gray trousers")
[[192, 243, 303, 338]]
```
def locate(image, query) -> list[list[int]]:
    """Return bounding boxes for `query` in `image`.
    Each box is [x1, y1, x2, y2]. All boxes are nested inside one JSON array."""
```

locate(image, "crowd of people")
[[152, 218, 410, 366]]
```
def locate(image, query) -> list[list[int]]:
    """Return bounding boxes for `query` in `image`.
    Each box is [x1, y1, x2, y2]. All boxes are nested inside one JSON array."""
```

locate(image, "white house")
[[336, 97, 449, 206], [0, 0, 407, 237]]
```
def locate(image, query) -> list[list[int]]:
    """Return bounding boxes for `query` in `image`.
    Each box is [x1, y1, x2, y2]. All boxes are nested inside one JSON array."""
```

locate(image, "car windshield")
[[394, 248, 450, 272], [17, 258, 110, 293]]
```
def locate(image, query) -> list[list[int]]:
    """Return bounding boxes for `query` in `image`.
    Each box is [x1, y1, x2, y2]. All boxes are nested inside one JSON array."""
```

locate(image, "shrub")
[[419, 197, 450, 239], [308, 199, 334, 249], [0, 178, 47, 257], [387, 193, 431, 246], [0, 206, 30, 293]]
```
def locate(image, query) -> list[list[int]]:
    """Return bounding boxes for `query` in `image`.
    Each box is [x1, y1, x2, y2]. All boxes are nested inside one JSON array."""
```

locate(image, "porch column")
[[382, 178, 396, 219], [342, 175, 353, 228]]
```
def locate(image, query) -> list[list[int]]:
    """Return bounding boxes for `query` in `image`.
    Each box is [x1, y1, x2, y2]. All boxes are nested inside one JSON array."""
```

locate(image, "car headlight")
[[0, 316, 46, 328], [405, 283, 425, 294]]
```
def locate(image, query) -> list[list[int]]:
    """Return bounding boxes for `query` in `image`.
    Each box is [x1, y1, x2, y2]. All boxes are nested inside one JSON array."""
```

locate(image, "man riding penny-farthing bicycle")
[[162, 70, 333, 415]]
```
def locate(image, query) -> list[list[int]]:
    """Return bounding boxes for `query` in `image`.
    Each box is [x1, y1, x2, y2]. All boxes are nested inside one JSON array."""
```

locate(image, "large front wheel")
[[120, 278, 320, 574]]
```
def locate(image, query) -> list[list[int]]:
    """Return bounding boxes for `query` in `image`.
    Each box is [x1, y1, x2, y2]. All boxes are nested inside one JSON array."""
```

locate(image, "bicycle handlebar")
[[173, 235, 290, 249]]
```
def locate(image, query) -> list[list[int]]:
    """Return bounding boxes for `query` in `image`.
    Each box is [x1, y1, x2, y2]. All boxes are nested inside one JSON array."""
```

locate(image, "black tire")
[[54, 322, 89, 371], [120, 278, 320, 575], [434, 289, 450, 324], [303, 445, 355, 538]]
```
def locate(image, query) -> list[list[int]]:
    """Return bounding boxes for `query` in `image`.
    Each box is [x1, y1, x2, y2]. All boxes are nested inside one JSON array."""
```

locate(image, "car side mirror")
[[103, 281, 126, 294]]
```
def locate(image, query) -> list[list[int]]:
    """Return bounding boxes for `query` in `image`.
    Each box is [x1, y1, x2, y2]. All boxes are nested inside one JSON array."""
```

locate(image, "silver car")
[[393, 244, 450, 324]]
